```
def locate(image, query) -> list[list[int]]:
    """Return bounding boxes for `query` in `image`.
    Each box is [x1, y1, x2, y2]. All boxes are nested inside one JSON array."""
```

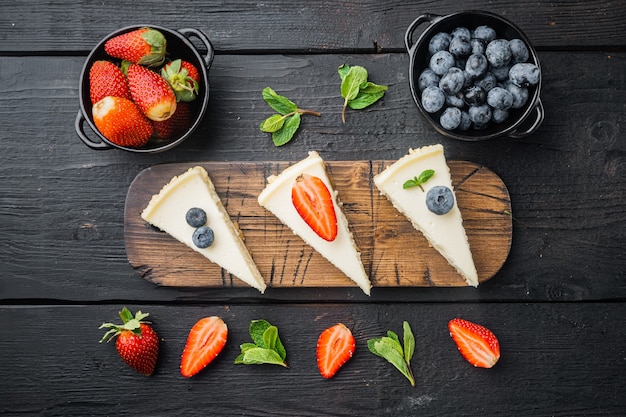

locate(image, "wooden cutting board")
[[125, 160, 512, 289]]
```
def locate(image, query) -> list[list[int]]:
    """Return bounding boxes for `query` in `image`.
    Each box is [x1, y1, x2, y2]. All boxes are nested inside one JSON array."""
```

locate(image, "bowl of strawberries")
[[75, 25, 214, 153]]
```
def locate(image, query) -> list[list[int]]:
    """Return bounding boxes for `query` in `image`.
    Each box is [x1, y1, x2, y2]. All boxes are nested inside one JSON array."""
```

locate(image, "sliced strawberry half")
[[292, 174, 338, 241], [448, 318, 500, 368], [316, 323, 355, 378], [180, 316, 228, 377]]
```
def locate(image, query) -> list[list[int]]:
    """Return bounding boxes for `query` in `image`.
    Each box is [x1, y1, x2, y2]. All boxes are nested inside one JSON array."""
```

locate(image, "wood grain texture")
[[1, 0, 625, 52], [125, 160, 511, 289], [1, 304, 625, 416]]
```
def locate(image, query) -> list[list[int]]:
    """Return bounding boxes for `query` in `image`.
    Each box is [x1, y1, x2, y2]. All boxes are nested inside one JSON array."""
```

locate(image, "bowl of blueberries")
[[405, 10, 543, 141]]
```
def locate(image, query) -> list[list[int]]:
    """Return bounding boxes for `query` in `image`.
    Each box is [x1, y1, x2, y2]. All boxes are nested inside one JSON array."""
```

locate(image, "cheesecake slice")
[[141, 166, 267, 293], [258, 151, 371, 295], [373, 145, 478, 287]]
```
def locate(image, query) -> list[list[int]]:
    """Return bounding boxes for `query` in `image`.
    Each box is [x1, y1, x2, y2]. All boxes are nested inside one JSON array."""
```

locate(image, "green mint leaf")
[[262, 87, 298, 115], [387, 330, 400, 345], [272, 112, 301, 147], [260, 114, 287, 133], [341, 66, 368, 101], [359, 81, 388, 94], [347, 90, 386, 110], [249, 319, 272, 347], [239, 342, 257, 353], [263, 325, 278, 352], [403, 321, 415, 364], [338, 63, 351, 81], [403, 169, 435, 190], [368, 338, 415, 386], [237, 347, 288, 367]]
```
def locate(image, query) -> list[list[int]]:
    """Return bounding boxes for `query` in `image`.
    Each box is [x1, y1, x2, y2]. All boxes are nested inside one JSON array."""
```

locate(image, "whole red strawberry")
[[89, 60, 131, 105], [161, 59, 200, 102], [99, 307, 159, 376], [104, 27, 167, 67], [127, 63, 177, 121], [152, 101, 192, 141], [92, 96, 153, 147]]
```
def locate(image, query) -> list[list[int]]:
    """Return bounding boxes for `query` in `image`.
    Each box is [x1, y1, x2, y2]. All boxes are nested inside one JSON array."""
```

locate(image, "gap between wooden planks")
[[124, 160, 512, 289]]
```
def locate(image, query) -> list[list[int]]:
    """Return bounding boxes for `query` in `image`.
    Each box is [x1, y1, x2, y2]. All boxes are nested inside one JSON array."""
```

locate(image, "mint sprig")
[[260, 87, 321, 146], [367, 321, 416, 386], [338, 64, 388, 123], [235, 319, 288, 367], [403, 169, 435, 191]]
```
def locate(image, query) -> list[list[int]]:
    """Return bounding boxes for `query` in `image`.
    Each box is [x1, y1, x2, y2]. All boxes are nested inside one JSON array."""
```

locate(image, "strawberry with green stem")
[[99, 307, 159, 376], [104, 27, 167, 68], [161, 59, 200, 102]]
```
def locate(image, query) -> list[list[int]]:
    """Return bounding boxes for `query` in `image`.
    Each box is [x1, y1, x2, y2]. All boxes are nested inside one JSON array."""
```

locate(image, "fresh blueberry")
[[449, 36, 471, 57], [487, 86, 514, 110], [509, 63, 540, 87], [192, 226, 215, 249], [451, 27, 471, 41], [474, 71, 497, 92], [470, 38, 486, 55], [492, 108, 509, 123], [186, 207, 207, 227], [428, 32, 452, 55], [472, 25, 497, 43], [485, 39, 512, 67], [464, 85, 487, 106], [439, 67, 465, 95], [509, 39, 530, 63], [504, 81, 529, 109], [462, 70, 476, 88], [440, 107, 462, 130], [418, 68, 440, 92], [426, 186, 455, 215], [465, 53, 488, 77], [429, 50, 455, 75], [458, 110, 472, 130], [468, 104, 492, 125], [421, 86, 446, 113], [490, 64, 511, 81], [446, 91, 465, 108]]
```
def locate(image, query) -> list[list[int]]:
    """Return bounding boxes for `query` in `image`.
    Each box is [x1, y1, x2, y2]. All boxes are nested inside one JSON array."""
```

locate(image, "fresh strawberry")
[[180, 316, 228, 378], [161, 59, 200, 102], [88, 60, 131, 105], [99, 307, 159, 376], [316, 323, 355, 378], [152, 101, 192, 141], [92, 96, 153, 147], [104, 27, 167, 67], [292, 174, 338, 241], [127, 63, 177, 121], [448, 318, 500, 368]]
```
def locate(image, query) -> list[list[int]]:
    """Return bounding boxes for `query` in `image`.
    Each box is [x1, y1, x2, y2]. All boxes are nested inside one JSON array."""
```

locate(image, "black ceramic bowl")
[[75, 25, 214, 153], [406, 11, 543, 141]]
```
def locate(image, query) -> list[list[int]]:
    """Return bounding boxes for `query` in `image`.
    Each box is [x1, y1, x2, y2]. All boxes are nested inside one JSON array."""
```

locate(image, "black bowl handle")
[[178, 28, 215, 70], [74, 111, 112, 150], [405, 13, 441, 52], [507, 99, 545, 139]]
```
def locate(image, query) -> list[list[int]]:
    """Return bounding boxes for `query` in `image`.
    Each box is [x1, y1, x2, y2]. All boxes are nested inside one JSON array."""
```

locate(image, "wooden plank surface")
[[1, 303, 625, 416], [125, 160, 512, 289]]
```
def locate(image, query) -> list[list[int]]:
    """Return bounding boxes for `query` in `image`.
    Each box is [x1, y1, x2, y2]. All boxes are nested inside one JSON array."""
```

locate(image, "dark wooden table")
[[1, 1, 625, 416]]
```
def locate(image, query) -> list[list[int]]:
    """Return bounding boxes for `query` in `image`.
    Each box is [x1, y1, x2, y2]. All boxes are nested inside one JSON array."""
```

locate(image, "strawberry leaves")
[[260, 87, 321, 146], [339, 64, 388, 123], [235, 319, 288, 367], [368, 321, 416, 386]]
